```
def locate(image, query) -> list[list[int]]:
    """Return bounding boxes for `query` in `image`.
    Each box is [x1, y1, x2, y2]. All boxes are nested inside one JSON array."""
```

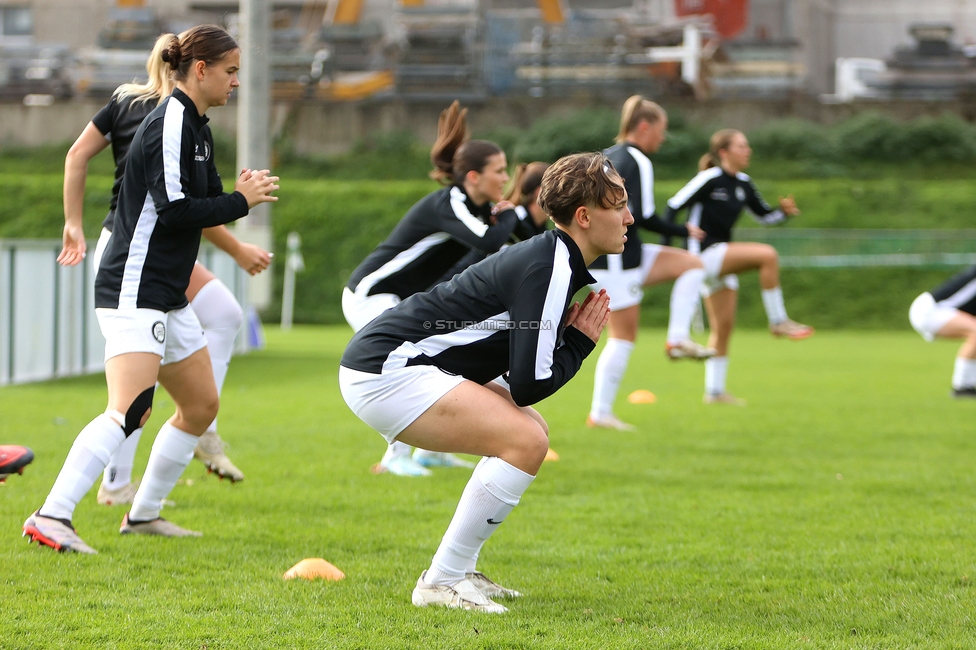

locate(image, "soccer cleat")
[[411, 571, 508, 613], [97, 480, 140, 506], [703, 392, 747, 406], [0, 445, 34, 482], [769, 319, 815, 340], [951, 386, 976, 399], [120, 513, 202, 537], [412, 449, 476, 469], [586, 414, 636, 432], [193, 430, 245, 482], [466, 572, 522, 599], [22, 512, 97, 554], [372, 454, 432, 477], [666, 339, 717, 360]]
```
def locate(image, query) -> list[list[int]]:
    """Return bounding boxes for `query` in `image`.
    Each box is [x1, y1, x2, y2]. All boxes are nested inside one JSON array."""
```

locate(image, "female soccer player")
[[665, 129, 812, 405], [59, 32, 270, 498], [587, 96, 713, 431], [339, 151, 626, 612], [342, 101, 521, 477], [24, 25, 279, 553], [909, 264, 976, 397]]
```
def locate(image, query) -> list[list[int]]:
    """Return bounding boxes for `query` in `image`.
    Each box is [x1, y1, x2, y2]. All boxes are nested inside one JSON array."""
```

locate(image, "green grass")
[[3, 325, 976, 648]]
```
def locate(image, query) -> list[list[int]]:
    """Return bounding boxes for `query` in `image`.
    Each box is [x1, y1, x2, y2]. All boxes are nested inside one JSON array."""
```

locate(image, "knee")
[[760, 245, 779, 265], [186, 394, 219, 427], [519, 422, 550, 467], [193, 281, 244, 332]]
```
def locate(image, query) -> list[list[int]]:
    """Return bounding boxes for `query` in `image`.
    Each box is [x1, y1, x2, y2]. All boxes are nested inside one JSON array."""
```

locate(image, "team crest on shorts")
[[152, 321, 165, 343]]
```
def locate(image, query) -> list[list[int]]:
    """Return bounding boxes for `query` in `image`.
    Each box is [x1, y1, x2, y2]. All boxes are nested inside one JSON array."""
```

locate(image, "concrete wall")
[[4, 94, 976, 154]]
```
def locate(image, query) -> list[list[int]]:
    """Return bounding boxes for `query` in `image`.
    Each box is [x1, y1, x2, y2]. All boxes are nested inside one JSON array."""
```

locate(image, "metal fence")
[[0, 238, 250, 387], [736, 229, 976, 268]]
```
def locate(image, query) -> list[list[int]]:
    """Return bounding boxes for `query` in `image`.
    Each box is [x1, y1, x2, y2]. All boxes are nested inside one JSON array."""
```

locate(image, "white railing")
[[0, 238, 250, 386]]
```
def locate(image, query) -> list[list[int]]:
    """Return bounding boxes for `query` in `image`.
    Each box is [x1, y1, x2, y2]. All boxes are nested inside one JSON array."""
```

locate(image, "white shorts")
[[589, 244, 662, 311], [95, 305, 207, 364], [92, 227, 112, 275], [909, 292, 957, 342], [699, 243, 739, 297], [342, 286, 401, 333], [338, 365, 466, 443]]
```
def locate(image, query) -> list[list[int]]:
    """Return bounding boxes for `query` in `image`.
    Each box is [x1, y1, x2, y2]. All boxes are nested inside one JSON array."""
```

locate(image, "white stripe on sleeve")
[[162, 99, 185, 202], [534, 239, 572, 380]]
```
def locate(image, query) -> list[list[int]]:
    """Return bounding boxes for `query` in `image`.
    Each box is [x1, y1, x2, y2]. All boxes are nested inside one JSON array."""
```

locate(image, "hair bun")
[[161, 38, 182, 68]]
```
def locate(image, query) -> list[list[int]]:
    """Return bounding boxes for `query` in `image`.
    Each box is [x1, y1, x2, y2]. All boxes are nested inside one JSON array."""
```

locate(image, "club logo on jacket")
[[152, 321, 166, 344], [735, 186, 746, 202], [710, 188, 729, 201], [194, 142, 211, 162]]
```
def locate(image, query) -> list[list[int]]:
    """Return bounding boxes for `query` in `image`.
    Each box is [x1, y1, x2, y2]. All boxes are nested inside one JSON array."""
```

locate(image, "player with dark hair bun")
[[343, 101, 522, 477], [24, 25, 279, 553]]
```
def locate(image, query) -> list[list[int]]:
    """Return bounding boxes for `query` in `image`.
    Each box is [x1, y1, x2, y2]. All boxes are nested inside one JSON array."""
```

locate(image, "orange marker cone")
[[283, 558, 345, 581], [544, 448, 560, 462], [627, 389, 657, 404]]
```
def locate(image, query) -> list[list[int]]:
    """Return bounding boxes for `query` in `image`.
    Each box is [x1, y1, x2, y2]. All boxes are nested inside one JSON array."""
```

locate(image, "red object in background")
[[674, 0, 748, 39]]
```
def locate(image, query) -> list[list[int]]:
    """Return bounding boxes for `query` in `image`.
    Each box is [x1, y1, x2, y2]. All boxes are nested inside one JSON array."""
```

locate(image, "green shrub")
[[512, 108, 618, 162], [832, 111, 903, 162], [898, 114, 976, 163], [748, 118, 836, 162]]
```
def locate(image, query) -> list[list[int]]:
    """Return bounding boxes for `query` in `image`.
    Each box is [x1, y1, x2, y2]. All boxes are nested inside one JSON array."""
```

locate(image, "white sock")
[[952, 357, 976, 390], [589, 338, 634, 420], [704, 356, 729, 396], [761, 286, 788, 325], [102, 427, 142, 490], [425, 457, 535, 586], [40, 414, 125, 521], [382, 441, 413, 463], [667, 268, 705, 344], [191, 279, 244, 434], [128, 422, 199, 521]]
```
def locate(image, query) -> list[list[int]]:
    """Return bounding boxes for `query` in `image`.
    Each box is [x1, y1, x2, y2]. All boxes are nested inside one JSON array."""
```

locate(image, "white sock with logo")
[[128, 422, 199, 522], [705, 356, 729, 396], [952, 357, 976, 390], [191, 279, 244, 434], [40, 414, 125, 521], [589, 339, 634, 421], [667, 268, 705, 344], [102, 427, 142, 490], [761, 286, 788, 325], [424, 457, 535, 586]]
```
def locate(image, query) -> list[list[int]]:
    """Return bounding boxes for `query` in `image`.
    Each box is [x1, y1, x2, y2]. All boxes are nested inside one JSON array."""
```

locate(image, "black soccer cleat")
[[0, 445, 34, 483], [951, 386, 976, 399]]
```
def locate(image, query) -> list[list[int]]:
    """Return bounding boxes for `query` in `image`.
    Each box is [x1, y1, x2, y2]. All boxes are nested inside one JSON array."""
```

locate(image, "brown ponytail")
[[699, 128, 741, 171], [429, 100, 504, 185], [617, 95, 666, 144]]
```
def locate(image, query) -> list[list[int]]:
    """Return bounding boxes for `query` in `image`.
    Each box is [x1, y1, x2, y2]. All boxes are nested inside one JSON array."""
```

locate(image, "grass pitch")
[[2, 326, 976, 649]]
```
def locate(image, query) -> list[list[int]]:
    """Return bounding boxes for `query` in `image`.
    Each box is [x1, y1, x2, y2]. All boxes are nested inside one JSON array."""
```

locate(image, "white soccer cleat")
[[586, 414, 636, 431], [411, 571, 508, 613], [372, 454, 432, 477], [193, 431, 245, 482], [22, 511, 98, 554], [97, 480, 140, 506], [119, 513, 202, 537], [412, 449, 476, 469], [465, 571, 522, 599], [769, 319, 814, 340], [666, 339, 717, 360]]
